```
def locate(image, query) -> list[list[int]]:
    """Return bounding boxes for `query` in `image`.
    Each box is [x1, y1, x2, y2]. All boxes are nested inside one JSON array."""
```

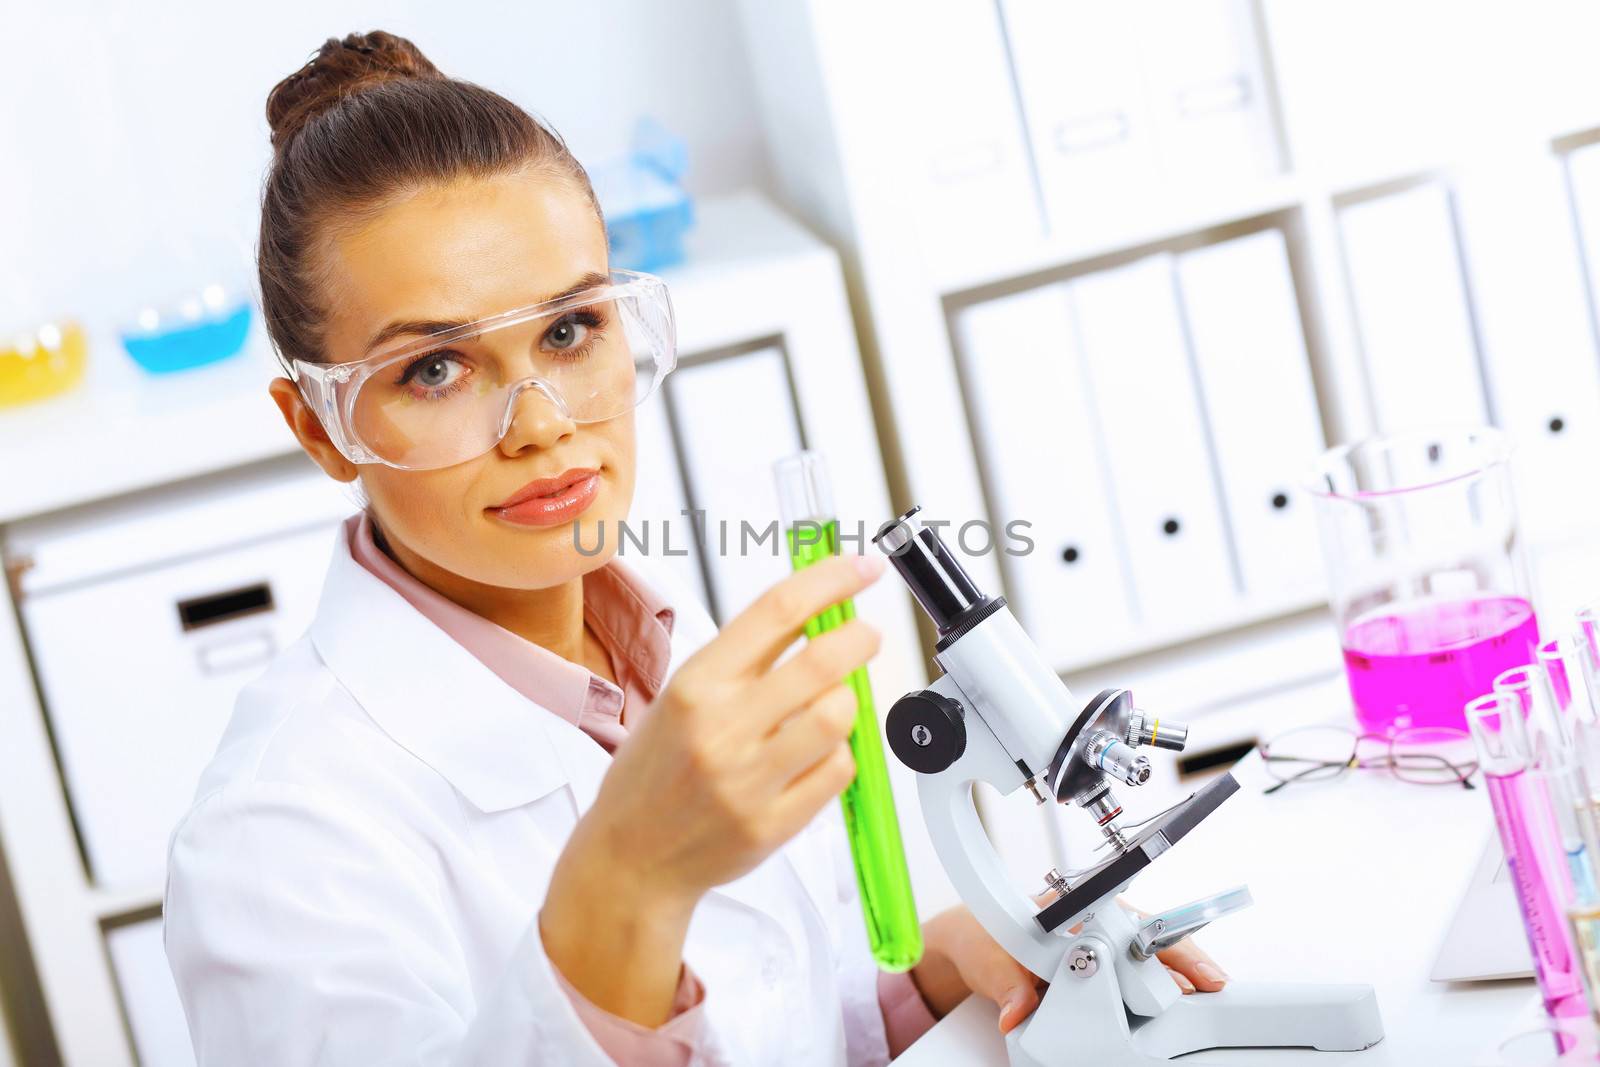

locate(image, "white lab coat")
[[163, 520, 897, 1066]]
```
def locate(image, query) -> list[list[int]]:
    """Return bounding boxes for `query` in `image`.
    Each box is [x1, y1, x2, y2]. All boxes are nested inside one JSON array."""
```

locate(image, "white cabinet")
[[106, 919, 194, 1067], [666, 347, 805, 624], [7, 468, 350, 890], [627, 393, 709, 609], [1176, 229, 1326, 602]]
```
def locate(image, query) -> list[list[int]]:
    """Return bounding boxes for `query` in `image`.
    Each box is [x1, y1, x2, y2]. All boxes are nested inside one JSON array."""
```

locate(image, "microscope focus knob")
[[886, 691, 966, 774]]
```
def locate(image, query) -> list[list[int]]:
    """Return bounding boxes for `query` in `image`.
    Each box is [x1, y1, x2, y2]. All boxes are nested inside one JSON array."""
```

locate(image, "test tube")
[[773, 451, 923, 971], [1468, 690, 1589, 1018]]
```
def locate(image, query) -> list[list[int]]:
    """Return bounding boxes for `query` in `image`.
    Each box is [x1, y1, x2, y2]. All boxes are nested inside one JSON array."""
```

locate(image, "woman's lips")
[[489, 469, 600, 527]]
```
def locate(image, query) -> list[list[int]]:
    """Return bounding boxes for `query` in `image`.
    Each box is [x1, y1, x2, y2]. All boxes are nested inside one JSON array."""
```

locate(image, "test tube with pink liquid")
[[1308, 428, 1539, 734], [1467, 685, 1588, 1019]]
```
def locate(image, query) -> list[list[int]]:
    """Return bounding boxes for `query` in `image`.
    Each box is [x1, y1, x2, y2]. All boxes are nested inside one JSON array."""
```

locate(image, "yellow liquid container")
[[0, 321, 88, 408]]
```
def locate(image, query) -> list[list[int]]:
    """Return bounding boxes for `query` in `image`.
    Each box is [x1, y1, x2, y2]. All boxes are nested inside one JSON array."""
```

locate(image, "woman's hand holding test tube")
[[540, 553, 885, 1029]]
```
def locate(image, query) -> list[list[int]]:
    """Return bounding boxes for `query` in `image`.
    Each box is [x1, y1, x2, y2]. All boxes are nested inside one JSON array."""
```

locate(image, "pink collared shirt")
[[349, 511, 937, 1063]]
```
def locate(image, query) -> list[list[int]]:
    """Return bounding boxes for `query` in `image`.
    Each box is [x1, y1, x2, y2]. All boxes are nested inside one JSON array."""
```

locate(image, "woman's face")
[[310, 170, 633, 590]]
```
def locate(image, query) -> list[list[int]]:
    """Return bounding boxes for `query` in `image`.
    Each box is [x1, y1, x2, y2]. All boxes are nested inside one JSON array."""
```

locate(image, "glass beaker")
[[1309, 427, 1539, 733]]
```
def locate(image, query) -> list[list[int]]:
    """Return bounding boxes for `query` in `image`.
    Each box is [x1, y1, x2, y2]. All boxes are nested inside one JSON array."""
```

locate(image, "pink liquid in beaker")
[[1342, 595, 1540, 732]]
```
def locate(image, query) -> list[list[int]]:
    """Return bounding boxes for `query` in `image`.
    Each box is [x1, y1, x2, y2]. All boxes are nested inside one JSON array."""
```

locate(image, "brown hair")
[[259, 30, 599, 368]]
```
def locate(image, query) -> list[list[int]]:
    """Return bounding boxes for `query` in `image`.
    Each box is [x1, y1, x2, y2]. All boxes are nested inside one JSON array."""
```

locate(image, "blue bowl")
[[122, 300, 252, 374]]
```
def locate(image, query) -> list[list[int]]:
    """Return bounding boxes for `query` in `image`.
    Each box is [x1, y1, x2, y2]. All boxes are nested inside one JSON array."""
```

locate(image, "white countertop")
[[898, 689, 1546, 1065]]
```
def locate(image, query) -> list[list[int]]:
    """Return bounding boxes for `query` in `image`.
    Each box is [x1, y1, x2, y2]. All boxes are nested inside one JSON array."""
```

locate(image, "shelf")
[[87, 886, 161, 925], [0, 338, 298, 526], [933, 174, 1307, 296], [1051, 588, 1326, 676]]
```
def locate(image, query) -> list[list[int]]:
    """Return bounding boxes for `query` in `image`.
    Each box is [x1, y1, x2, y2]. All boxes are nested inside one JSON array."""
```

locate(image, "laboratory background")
[[6, 1, 1600, 1064]]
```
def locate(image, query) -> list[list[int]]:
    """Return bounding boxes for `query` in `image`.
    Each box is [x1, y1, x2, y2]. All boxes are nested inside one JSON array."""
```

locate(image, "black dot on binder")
[[1271, 492, 1289, 510], [1550, 416, 1566, 434], [1162, 518, 1181, 537], [1061, 545, 1080, 564]]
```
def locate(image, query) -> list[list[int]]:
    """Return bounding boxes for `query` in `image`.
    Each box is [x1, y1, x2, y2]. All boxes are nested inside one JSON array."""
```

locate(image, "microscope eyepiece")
[[873, 507, 996, 639]]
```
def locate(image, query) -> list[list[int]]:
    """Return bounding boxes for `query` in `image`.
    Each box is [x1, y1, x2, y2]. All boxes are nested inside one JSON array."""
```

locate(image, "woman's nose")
[[497, 379, 576, 457]]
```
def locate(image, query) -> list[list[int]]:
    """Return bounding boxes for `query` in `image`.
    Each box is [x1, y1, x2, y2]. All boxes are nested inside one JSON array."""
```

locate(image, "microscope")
[[873, 507, 1384, 1066]]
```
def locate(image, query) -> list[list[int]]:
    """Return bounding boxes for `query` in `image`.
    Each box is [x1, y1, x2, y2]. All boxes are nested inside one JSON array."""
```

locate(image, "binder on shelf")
[[895, 0, 1042, 244], [1455, 155, 1600, 539], [666, 348, 804, 625], [954, 285, 1138, 668], [1176, 229, 1325, 602], [1337, 182, 1488, 433], [1068, 254, 1238, 625], [1137, 0, 1281, 189], [1000, 0, 1159, 237]]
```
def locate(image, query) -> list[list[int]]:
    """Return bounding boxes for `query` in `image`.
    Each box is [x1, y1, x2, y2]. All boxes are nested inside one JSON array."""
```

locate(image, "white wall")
[[0, 0, 771, 329]]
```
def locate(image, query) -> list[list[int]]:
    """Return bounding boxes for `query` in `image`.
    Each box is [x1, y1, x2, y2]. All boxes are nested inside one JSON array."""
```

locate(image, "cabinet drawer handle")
[[197, 630, 277, 676], [176, 582, 274, 632]]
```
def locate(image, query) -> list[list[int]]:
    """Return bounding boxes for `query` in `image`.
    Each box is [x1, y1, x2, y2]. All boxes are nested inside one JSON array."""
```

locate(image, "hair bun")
[[267, 31, 443, 150]]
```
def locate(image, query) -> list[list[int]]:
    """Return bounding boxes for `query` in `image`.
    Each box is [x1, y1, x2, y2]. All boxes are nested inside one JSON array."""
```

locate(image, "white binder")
[[1137, 0, 1280, 190], [1454, 156, 1600, 540], [896, 0, 1042, 243], [627, 393, 710, 610], [1338, 183, 1488, 433], [666, 348, 804, 624], [954, 285, 1138, 669], [1176, 229, 1325, 602], [1000, 0, 1158, 237], [1068, 254, 1238, 625]]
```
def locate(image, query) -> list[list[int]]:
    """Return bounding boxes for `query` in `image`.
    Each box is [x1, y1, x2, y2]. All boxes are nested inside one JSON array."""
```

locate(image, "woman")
[[163, 30, 1226, 1065]]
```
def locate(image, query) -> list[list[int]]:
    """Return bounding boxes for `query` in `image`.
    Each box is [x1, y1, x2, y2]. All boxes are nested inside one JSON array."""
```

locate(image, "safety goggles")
[[290, 269, 676, 470]]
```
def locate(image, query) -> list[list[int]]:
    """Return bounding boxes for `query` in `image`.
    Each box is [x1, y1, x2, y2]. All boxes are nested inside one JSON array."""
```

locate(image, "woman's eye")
[[400, 352, 465, 391], [544, 314, 589, 351]]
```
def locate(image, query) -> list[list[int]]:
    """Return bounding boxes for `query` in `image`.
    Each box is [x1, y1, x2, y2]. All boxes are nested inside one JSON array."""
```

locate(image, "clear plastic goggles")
[[290, 269, 676, 470]]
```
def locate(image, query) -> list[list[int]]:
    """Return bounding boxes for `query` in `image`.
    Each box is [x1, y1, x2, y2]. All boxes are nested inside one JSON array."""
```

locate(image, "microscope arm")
[[915, 674, 1068, 980]]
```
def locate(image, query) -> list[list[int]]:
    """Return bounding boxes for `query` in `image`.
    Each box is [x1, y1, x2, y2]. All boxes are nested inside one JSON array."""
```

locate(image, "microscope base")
[[1004, 936, 1384, 1066]]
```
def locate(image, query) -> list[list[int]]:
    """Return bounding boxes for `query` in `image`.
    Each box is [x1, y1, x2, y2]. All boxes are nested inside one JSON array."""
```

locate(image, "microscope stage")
[[1035, 771, 1241, 933]]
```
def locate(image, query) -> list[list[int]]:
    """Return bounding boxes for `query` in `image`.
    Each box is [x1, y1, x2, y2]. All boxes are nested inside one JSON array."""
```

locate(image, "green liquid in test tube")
[[774, 450, 923, 971]]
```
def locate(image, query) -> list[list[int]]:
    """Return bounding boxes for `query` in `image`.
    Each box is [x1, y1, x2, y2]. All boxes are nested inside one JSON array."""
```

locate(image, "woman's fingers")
[[702, 554, 885, 678], [749, 619, 880, 733], [768, 683, 858, 784], [939, 923, 1046, 1035], [770, 741, 856, 835], [1155, 937, 1228, 993]]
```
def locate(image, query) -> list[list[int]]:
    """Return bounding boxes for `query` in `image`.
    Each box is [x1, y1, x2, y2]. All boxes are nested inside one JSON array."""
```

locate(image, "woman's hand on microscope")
[[1121, 897, 1230, 996], [540, 552, 886, 1024], [909, 900, 1229, 1035]]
